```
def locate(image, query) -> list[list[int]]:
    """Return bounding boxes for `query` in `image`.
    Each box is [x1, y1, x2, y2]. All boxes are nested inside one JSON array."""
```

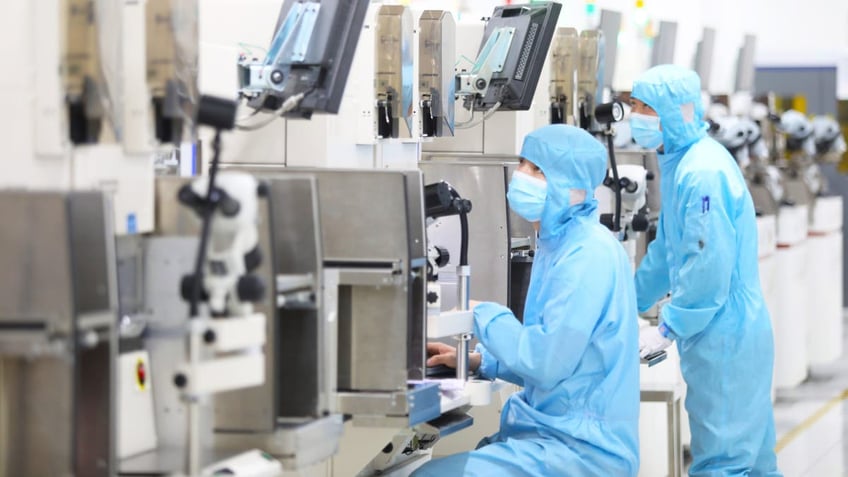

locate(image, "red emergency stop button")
[[136, 359, 147, 391]]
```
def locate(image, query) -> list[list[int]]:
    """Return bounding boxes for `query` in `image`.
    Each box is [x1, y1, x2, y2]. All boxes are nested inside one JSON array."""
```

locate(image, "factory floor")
[[771, 313, 848, 476]]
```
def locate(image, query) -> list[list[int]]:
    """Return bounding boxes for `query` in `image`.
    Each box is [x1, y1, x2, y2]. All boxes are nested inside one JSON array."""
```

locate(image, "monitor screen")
[[470, 2, 561, 111], [254, 0, 369, 117]]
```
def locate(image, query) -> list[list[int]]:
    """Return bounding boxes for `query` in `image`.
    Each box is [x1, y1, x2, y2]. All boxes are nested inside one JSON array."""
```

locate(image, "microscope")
[[593, 100, 651, 241], [708, 115, 751, 168], [178, 173, 267, 317], [171, 96, 274, 477], [812, 115, 847, 164], [423, 181, 475, 382], [779, 110, 823, 200], [593, 100, 664, 367]]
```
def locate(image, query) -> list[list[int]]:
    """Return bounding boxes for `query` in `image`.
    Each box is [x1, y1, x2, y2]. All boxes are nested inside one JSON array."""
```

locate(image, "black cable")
[[188, 130, 223, 318], [458, 209, 469, 267], [606, 130, 622, 233], [449, 188, 470, 267]]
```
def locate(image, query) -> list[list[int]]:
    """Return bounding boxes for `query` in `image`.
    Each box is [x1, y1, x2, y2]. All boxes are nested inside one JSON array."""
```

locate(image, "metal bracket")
[[456, 27, 515, 101], [238, 3, 321, 97]]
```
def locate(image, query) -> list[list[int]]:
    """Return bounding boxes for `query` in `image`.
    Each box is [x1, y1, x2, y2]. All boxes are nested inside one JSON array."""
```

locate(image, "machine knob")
[[180, 274, 209, 302], [427, 291, 439, 304], [173, 373, 188, 388], [632, 214, 649, 232], [599, 213, 615, 231], [243, 246, 263, 272], [646, 171, 655, 181], [237, 274, 266, 303], [433, 245, 450, 268], [619, 177, 637, 193]]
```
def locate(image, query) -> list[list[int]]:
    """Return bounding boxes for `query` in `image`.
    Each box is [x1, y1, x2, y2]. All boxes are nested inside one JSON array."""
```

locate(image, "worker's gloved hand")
[[639, 325, 673, 359]]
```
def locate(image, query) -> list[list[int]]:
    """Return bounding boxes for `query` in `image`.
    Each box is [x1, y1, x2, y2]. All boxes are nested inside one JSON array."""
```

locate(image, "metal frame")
[[641, 385, 684, 477]]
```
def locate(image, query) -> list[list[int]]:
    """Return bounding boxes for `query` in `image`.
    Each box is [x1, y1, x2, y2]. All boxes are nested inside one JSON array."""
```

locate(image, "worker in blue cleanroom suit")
[[630, 64, 781, 477], [414, 124, 640, 476]]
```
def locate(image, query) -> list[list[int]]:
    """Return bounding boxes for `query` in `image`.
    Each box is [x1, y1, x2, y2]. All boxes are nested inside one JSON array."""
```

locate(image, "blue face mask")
[[630, 112, 664, 149], [507, 171, 547, 222]]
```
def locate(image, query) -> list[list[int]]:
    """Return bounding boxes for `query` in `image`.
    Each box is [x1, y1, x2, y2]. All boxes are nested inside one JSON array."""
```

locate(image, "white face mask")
[[629, 113, 664, 150], [507, 171, 548, 222]]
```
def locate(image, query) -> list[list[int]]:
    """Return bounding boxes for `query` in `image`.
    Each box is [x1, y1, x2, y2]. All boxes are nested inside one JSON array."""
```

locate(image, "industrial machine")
[[1, 1, 739, 476], [237, 0, 368, 118], [0, 191, 118, 477], [241, 1, 420, 170], [4, 0, 191, 234], [806, 115, 845, 367], [425, 3, 562, 155], [0, 1, 198, 475], [419, 10, 456, 138]]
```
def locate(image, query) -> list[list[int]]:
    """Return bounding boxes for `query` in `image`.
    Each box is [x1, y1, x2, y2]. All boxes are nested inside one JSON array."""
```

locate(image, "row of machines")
[[6, 1, 788, 476], [0, 1, 585, 476], [707, 100, 846, 393], [217, 2, 616, 475]]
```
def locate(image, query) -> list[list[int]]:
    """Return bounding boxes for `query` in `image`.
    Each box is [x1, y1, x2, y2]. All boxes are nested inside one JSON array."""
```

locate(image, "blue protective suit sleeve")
[[473, 252, 609, 392], [661, 171, 737, 340], [634, 215, 671, 313], [475, 343, 524, 386]]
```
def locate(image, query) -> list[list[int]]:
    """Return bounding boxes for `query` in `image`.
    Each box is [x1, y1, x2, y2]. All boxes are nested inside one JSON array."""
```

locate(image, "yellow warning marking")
[[775, 389, 848, 453]]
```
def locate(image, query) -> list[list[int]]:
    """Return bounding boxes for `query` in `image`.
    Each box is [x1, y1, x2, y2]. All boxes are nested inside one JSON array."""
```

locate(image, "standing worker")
[[630, 64, 781, 476], [413, 124, 640, 476]]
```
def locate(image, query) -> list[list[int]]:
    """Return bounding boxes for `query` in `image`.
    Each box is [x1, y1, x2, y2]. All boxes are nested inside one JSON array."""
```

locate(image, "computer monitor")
[[242, 0, 369, 117], [467, 2, 561, 111]]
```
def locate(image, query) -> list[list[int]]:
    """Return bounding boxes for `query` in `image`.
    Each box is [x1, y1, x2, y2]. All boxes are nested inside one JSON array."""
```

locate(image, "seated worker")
[[413, 124, 640, 476]]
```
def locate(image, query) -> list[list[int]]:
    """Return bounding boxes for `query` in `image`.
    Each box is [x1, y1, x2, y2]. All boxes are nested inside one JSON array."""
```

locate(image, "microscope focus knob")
[[619, 177, 638, 193], [180, 275, 209, 302], [632, 214, 649, 232], [237, 275, 266, 303], [427, 291, 439, 304], [433, 245, 450, 268], [599, 213, 615, 231]]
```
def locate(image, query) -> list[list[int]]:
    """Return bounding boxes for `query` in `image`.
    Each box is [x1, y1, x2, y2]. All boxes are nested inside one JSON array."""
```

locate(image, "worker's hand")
[[638, 326, 673, 359], [426, 342, 481, 372]]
